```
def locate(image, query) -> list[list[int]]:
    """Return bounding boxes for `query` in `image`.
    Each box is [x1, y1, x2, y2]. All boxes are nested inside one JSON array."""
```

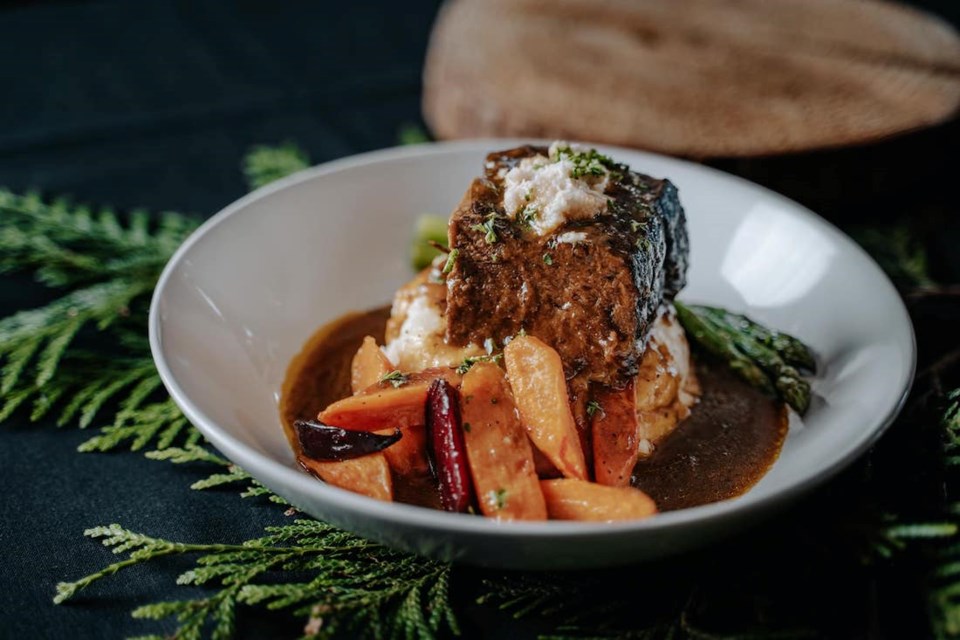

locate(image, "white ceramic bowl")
[[150, 140, 914, 570]]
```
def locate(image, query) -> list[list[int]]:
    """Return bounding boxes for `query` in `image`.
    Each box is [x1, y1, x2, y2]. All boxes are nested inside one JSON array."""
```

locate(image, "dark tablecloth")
[[0, 1, 957, 639]]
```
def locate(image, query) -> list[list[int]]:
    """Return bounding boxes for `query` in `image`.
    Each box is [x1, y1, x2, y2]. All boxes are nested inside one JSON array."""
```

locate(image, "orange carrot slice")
[[460, 363, 547, 521], [351, 336, 394, 393], [592, 381, 641, 487], [319, 368, 460, 431], [349, 337, 430, 475], [504, 336, 587, 480], [540, 479, 657, 521], [298, 453, 393, 501], [384, 423, 430, 476]]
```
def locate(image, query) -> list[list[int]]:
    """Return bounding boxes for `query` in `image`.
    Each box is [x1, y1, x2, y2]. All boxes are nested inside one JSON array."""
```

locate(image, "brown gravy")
[[280, 308, 787, 512]]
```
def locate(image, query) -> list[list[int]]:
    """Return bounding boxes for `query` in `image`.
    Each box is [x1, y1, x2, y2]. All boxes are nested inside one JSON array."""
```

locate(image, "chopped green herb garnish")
[[471, 213, 498, 244], [456, 354, 504, 375], [378, 370, 408, 388], [441, 248, 459, 275], [586, 400, 603, 418], [551, 144, 616, 179], [542, 253, 553, 266], [490, 488, 508, 510], [463, 422, 472, 433], [517, 204, 538, 228]]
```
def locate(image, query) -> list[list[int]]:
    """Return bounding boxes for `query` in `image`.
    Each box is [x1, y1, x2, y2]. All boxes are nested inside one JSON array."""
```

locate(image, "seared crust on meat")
[[444, 145, 688, 387]]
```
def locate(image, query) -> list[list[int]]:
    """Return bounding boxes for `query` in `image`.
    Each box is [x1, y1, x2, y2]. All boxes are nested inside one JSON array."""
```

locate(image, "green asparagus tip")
[[675, 302, 815, 415]]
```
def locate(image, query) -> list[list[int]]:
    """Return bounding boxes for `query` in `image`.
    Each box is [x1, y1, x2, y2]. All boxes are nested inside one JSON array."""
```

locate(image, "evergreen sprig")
[[852, 223, 934, 288], [55, 521, 458, 640], [0, 189, 201, 450], [0, 190, 193, 286], [929, 390, 960, 639], [0, 142, 313, 452], [242, 142, 310, 191], [146, 445, 289, 504]]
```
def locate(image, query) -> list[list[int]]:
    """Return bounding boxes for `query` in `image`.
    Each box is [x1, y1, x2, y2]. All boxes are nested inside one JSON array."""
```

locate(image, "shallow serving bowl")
[[150, 139, 914, 570]]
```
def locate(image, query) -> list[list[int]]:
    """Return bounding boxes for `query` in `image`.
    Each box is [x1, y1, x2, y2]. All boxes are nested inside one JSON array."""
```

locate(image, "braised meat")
[[444, 144, 689, 387]]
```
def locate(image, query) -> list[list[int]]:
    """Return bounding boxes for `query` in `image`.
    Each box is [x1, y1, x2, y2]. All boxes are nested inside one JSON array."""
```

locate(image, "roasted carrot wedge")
[[540, 479, 657, 521], [383, 423, 430, 477], [319, 368, 460, 431], [349, 337, 430, 475], [460, 363, 547, 520], [351, 336, 394, 392], [298, 453, 393, 502], [504, 335, 587, 480], [592, 381, 641, 487]]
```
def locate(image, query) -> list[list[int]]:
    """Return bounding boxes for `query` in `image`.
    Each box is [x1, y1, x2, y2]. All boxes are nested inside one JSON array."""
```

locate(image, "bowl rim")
[[149, 138, 916, 539]]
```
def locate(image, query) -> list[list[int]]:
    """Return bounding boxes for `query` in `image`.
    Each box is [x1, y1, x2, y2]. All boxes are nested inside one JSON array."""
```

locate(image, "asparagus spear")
[[674, 301, 815, 415], [699, 305, 816, 372], [673, 303, 776, 396]]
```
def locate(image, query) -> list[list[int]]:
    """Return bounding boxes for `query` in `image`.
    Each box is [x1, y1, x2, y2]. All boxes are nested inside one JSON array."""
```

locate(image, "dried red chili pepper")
[[295, 419, 401, 461], [425, 378, 475, 513]]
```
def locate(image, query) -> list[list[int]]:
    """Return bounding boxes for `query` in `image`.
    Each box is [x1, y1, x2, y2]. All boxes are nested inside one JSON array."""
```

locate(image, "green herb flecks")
[[378, 370, 409, 389], [441, 248, 459, 275], [550, 144, 617, 179], [456, 354, 504, 376], [517, 204, 538, 229], [489, 488, 508, 511], [586, 400, 603, 418], [542, 253, 553, 266], [471, 212, 499, 244]]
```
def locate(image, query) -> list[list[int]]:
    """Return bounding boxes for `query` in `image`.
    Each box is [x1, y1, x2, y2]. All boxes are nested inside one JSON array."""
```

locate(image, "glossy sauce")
[[280, 308, 787, 512], [631, 362, 787, 510]]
